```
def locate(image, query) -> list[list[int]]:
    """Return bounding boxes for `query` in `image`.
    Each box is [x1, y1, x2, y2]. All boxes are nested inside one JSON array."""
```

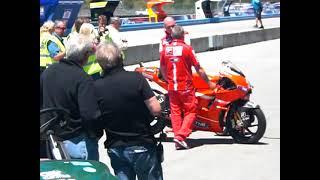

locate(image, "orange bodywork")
[[135, 66, 250, 133]]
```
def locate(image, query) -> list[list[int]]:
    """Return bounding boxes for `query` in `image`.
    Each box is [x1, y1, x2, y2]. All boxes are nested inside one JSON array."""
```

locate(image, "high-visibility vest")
[[104, 32, 113, 44], [103, 30, 126, 60], [83, 54, 102, 75], [40, 33, 65, 67]]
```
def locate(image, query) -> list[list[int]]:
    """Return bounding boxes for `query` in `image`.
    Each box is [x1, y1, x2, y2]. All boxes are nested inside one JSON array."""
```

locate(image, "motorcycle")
[[135, 60, 266, 144]]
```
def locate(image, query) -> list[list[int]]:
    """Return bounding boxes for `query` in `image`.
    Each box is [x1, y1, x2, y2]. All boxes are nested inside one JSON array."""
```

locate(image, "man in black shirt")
[[40, 35, 102, 160], [94, 42, 163, 180]]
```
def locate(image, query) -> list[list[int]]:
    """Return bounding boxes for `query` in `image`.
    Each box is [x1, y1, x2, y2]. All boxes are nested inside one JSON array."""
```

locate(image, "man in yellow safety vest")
[[40, 20, 66, 73]]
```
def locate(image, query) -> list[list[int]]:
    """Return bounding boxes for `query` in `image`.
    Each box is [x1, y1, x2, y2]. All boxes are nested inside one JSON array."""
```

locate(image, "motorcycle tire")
[[226, 107, 266, 144]]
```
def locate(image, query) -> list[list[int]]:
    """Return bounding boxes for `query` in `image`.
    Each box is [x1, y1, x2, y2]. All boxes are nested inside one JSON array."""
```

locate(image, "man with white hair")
[[160, 26, 216, 150], [40, 35, 102, 160]]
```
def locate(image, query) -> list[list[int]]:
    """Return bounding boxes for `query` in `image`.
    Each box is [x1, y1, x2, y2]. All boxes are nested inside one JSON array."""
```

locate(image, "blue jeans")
[[108, 144, 163, 180], [63, 134, 99, 161]]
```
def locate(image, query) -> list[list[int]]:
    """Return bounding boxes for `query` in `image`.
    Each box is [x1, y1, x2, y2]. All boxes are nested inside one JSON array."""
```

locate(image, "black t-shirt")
[[40, 59, 102, 140], [94, 67, 156, 148]]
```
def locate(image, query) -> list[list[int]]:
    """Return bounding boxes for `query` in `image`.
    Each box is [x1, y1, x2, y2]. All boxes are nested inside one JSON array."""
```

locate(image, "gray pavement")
[[121, 17, 280, 65], [99, 39, 280, 180], [122, 18, 280, 46]]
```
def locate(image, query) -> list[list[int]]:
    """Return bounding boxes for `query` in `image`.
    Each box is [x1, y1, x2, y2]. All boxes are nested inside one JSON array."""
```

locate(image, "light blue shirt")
[[251, 0, 262, 10], [47, 33, 64, 58], [47, 41, 60, 58]]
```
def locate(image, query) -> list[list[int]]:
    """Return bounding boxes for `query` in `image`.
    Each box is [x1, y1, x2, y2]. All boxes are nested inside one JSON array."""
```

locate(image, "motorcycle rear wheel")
[[226, 108, 266, 144]]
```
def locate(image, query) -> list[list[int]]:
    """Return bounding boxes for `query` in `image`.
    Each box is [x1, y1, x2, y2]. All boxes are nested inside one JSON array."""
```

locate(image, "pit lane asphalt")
[[98, 39, 280, 180]]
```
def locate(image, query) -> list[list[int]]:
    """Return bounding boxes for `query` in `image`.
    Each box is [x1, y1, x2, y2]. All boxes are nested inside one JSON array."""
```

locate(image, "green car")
[[40, 159, 117, 180], [40, 108, 117, 180]]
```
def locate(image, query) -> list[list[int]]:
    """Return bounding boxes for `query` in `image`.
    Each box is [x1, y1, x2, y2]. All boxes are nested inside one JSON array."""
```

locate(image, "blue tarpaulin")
[[40, 0, 84, 35]]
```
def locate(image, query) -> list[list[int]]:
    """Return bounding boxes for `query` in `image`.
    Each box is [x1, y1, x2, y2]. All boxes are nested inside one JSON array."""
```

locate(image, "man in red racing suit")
[[159, 16, 190, 54], [160, 25, 216, 150]]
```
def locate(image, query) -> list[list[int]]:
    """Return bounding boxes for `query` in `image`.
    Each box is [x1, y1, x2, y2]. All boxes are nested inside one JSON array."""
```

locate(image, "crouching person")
[[94, 42, 164, 180]]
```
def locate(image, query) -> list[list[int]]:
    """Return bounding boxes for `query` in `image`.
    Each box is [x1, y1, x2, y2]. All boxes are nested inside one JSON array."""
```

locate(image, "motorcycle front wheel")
[[226, 107, 266, 144]]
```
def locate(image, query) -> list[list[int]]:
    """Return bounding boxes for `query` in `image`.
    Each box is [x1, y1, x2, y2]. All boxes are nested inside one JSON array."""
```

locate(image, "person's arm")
[[139, 74, 161, 116], [159, 50, 167, 81], [47, 41, 65, 61], [189, 48, 216, 90], [53, 52, 66, 61], [195, 66, 216, 90], [77, 77, 102, 132], [159, 39, 164, 53], [184, 32, 191, 46], [110, 29, 127, 50], [121, 35, 128, 50], [144, 96, 161, 117]]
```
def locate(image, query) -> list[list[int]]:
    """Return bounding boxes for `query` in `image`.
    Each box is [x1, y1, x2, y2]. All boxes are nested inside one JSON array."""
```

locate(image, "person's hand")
[[208, 81, 216, 90], [99, 26, 105, 32], [93, 38, 100, 46]]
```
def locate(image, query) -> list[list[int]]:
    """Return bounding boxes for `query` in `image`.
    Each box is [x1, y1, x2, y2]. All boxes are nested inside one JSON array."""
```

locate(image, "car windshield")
[[219, 60, 245, 77]]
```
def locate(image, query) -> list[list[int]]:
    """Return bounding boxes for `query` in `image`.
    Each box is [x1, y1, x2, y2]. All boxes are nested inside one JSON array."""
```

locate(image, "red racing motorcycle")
[[135, 60, 266, 144]]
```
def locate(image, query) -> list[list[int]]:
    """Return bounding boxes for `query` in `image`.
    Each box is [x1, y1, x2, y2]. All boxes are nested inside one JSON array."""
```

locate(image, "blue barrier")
[[120, 14, 280, 32], [120, 18, 211, 32], [217, 14, 280, 23]]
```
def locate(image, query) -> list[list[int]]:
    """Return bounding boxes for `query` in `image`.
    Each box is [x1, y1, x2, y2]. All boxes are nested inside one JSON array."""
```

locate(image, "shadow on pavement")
[[186, 138, 235, 148], [163, 137, 234, 148], [163, 137, 268, 149], [241, 142, 269, 145]]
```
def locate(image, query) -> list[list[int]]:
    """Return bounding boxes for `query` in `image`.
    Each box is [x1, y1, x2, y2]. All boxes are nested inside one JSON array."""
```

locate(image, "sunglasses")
[[56, 27, 66, 30]]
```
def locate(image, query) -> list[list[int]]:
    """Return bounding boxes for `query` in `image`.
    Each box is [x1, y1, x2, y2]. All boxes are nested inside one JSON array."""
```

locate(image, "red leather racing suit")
[[160, 39, 200, 141]]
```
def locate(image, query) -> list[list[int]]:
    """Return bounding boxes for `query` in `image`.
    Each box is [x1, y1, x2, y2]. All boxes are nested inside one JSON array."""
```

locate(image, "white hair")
[[65, 34, 94, 64], [110, 17, 121, 25], [172, 25, 185, 40], [96, 42, 122, 71], [40, 20, 54, 34], [79, 23, 96, 39]]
